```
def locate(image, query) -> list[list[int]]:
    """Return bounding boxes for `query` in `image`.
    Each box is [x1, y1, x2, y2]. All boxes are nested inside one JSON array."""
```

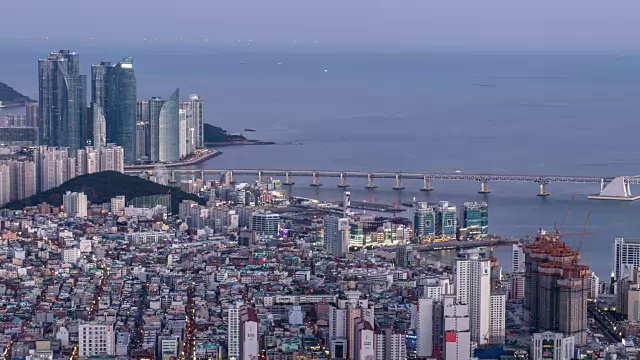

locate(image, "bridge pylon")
[[420, 176, 434, 192], [365, 173, 377, 189], [310, 172, 322, 187], [478, 180, 491, 194], [283, 171, 295, 185], [393, 174, 405, 190], [337, 172, 350, 188], [537, 181, 550, 197]]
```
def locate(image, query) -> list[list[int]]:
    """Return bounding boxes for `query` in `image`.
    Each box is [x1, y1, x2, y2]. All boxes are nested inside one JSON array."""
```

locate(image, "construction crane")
[[576, 211, 591, 253]]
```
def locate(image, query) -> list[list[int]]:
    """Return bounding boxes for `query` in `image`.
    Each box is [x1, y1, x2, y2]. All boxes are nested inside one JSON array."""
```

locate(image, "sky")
[[3, 0, 640, 51]]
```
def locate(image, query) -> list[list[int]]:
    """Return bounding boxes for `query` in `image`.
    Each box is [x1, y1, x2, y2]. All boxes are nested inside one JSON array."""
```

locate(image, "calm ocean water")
[[4, 47, 640, 278]]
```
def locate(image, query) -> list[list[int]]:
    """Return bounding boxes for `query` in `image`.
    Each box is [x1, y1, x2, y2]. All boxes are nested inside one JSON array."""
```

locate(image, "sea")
[[4, 46, 640, 279]]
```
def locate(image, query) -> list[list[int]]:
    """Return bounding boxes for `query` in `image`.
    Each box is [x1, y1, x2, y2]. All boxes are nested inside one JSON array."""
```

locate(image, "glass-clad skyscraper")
[[158, 88, 180, 162], [91, 57, 137, 163], [148, 97, 165, 162], [461, 202, 489, 240], [38, 50, 87, 150]]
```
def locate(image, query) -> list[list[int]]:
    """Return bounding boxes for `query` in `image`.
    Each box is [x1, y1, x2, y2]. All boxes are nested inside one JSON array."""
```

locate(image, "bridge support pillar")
[[257, 171, 264, 183], [537, 182, 550, 197], [284, 171, 295, 185], [393, 174, 405, 190], [478, 181, 491, 194], [365, 173, 377, 189], [420, 176, 434, 191], [338, 172, 350, 188], [310, 172, 322, 186]]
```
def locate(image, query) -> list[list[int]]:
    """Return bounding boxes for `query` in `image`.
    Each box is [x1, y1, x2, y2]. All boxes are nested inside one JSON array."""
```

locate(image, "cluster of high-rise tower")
[[38, 50, 204, 164]]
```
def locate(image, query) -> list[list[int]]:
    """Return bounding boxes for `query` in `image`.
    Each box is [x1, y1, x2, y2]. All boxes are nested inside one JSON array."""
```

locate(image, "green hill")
[[203, 123, 247, 143], [0, 81, 31, 103], [3, 171, 204, 213]]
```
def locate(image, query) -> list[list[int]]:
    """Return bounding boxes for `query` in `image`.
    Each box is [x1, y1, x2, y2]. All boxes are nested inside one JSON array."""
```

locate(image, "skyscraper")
[[612, 237, 640, 283], [182, 94, 204, 150], [148, 97, 164, 162], [443, 296, 471, 360], [158, 88, 180, 162], [461, 201, 489, 240], [325, 215, 350, 257], [136, 100, 150, 160], [38, 50, 87, 150], [91, 58, 137, 162], [179, 108, 188, 158], [456, 253, 492, 345], [91, 103, 106, 149], [524, 233, 590, 345]]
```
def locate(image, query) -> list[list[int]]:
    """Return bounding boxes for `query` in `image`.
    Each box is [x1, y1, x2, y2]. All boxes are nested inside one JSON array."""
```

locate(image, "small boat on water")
[[243, 128, 256, 132]]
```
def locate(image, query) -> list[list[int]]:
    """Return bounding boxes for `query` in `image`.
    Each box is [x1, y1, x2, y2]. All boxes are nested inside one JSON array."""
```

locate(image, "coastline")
[[123, 140, 278, 171], [124, 149, 223, 170], [204, 140, 276, 147]]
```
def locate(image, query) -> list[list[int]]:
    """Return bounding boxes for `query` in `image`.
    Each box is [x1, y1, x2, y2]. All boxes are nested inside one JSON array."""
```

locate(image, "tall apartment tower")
[[25, 102, 39, 127], [0, 164, 10, 206], [227, 304, 241, 359], [239, 307, 260, 360], [524, 233, 590, 345], [443, 296, 471, 360], [91, 57, 137, 162], [178, 108, 188, 158], [353, 318, 375, 360], [325, 216, 350, 257], [456, 253, 492, 345], [38, 50, 87, 150], [512, 243, 525, 273], [413, 298, 435, 358], [63, 191, 88, 218], [375, 327, 406, 360], [8, 160, 36, 202], [612, 237, 640, 284], [183, 94, 204, 150]]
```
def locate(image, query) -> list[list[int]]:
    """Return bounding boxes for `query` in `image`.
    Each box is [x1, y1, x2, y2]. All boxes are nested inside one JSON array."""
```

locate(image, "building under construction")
[[523, 231, 590, 345]]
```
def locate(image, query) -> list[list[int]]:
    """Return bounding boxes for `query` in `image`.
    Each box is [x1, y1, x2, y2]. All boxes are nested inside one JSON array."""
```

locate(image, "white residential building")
[[443, 296, 471, 360], [512, 243, 525, 273], [78, 323, 115, 358], [590, 272, 600, 300], [413, 298, 434, 358], [63, 248, 81, 264], [63, 191, 88, 218], [227, 304, 241, 359], [111, 195, 126, 216], [613, 237, 640, 284], [531, 332, 575, 360], [489, 293, 506, 344], [240, 307, 259, 360], [456, 253, 492, 345], [375, 328, 406, 360]]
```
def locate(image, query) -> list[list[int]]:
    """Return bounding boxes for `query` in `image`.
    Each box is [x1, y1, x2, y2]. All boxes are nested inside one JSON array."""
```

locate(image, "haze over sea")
[[4, 45, 640, 278]]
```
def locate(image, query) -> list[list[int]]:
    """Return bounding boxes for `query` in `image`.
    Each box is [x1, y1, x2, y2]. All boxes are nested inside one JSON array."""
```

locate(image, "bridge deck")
[[124, 168, 627, 184]]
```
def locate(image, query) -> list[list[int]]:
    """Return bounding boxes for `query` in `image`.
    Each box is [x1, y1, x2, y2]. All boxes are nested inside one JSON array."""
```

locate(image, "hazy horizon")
[[4, 0, 640, 52]]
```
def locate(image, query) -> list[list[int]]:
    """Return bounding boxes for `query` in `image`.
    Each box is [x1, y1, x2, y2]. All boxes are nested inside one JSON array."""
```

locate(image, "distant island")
[[203, 123, 274, 146], [3, 171, 204, 213], [0, 81, 32, 104]]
